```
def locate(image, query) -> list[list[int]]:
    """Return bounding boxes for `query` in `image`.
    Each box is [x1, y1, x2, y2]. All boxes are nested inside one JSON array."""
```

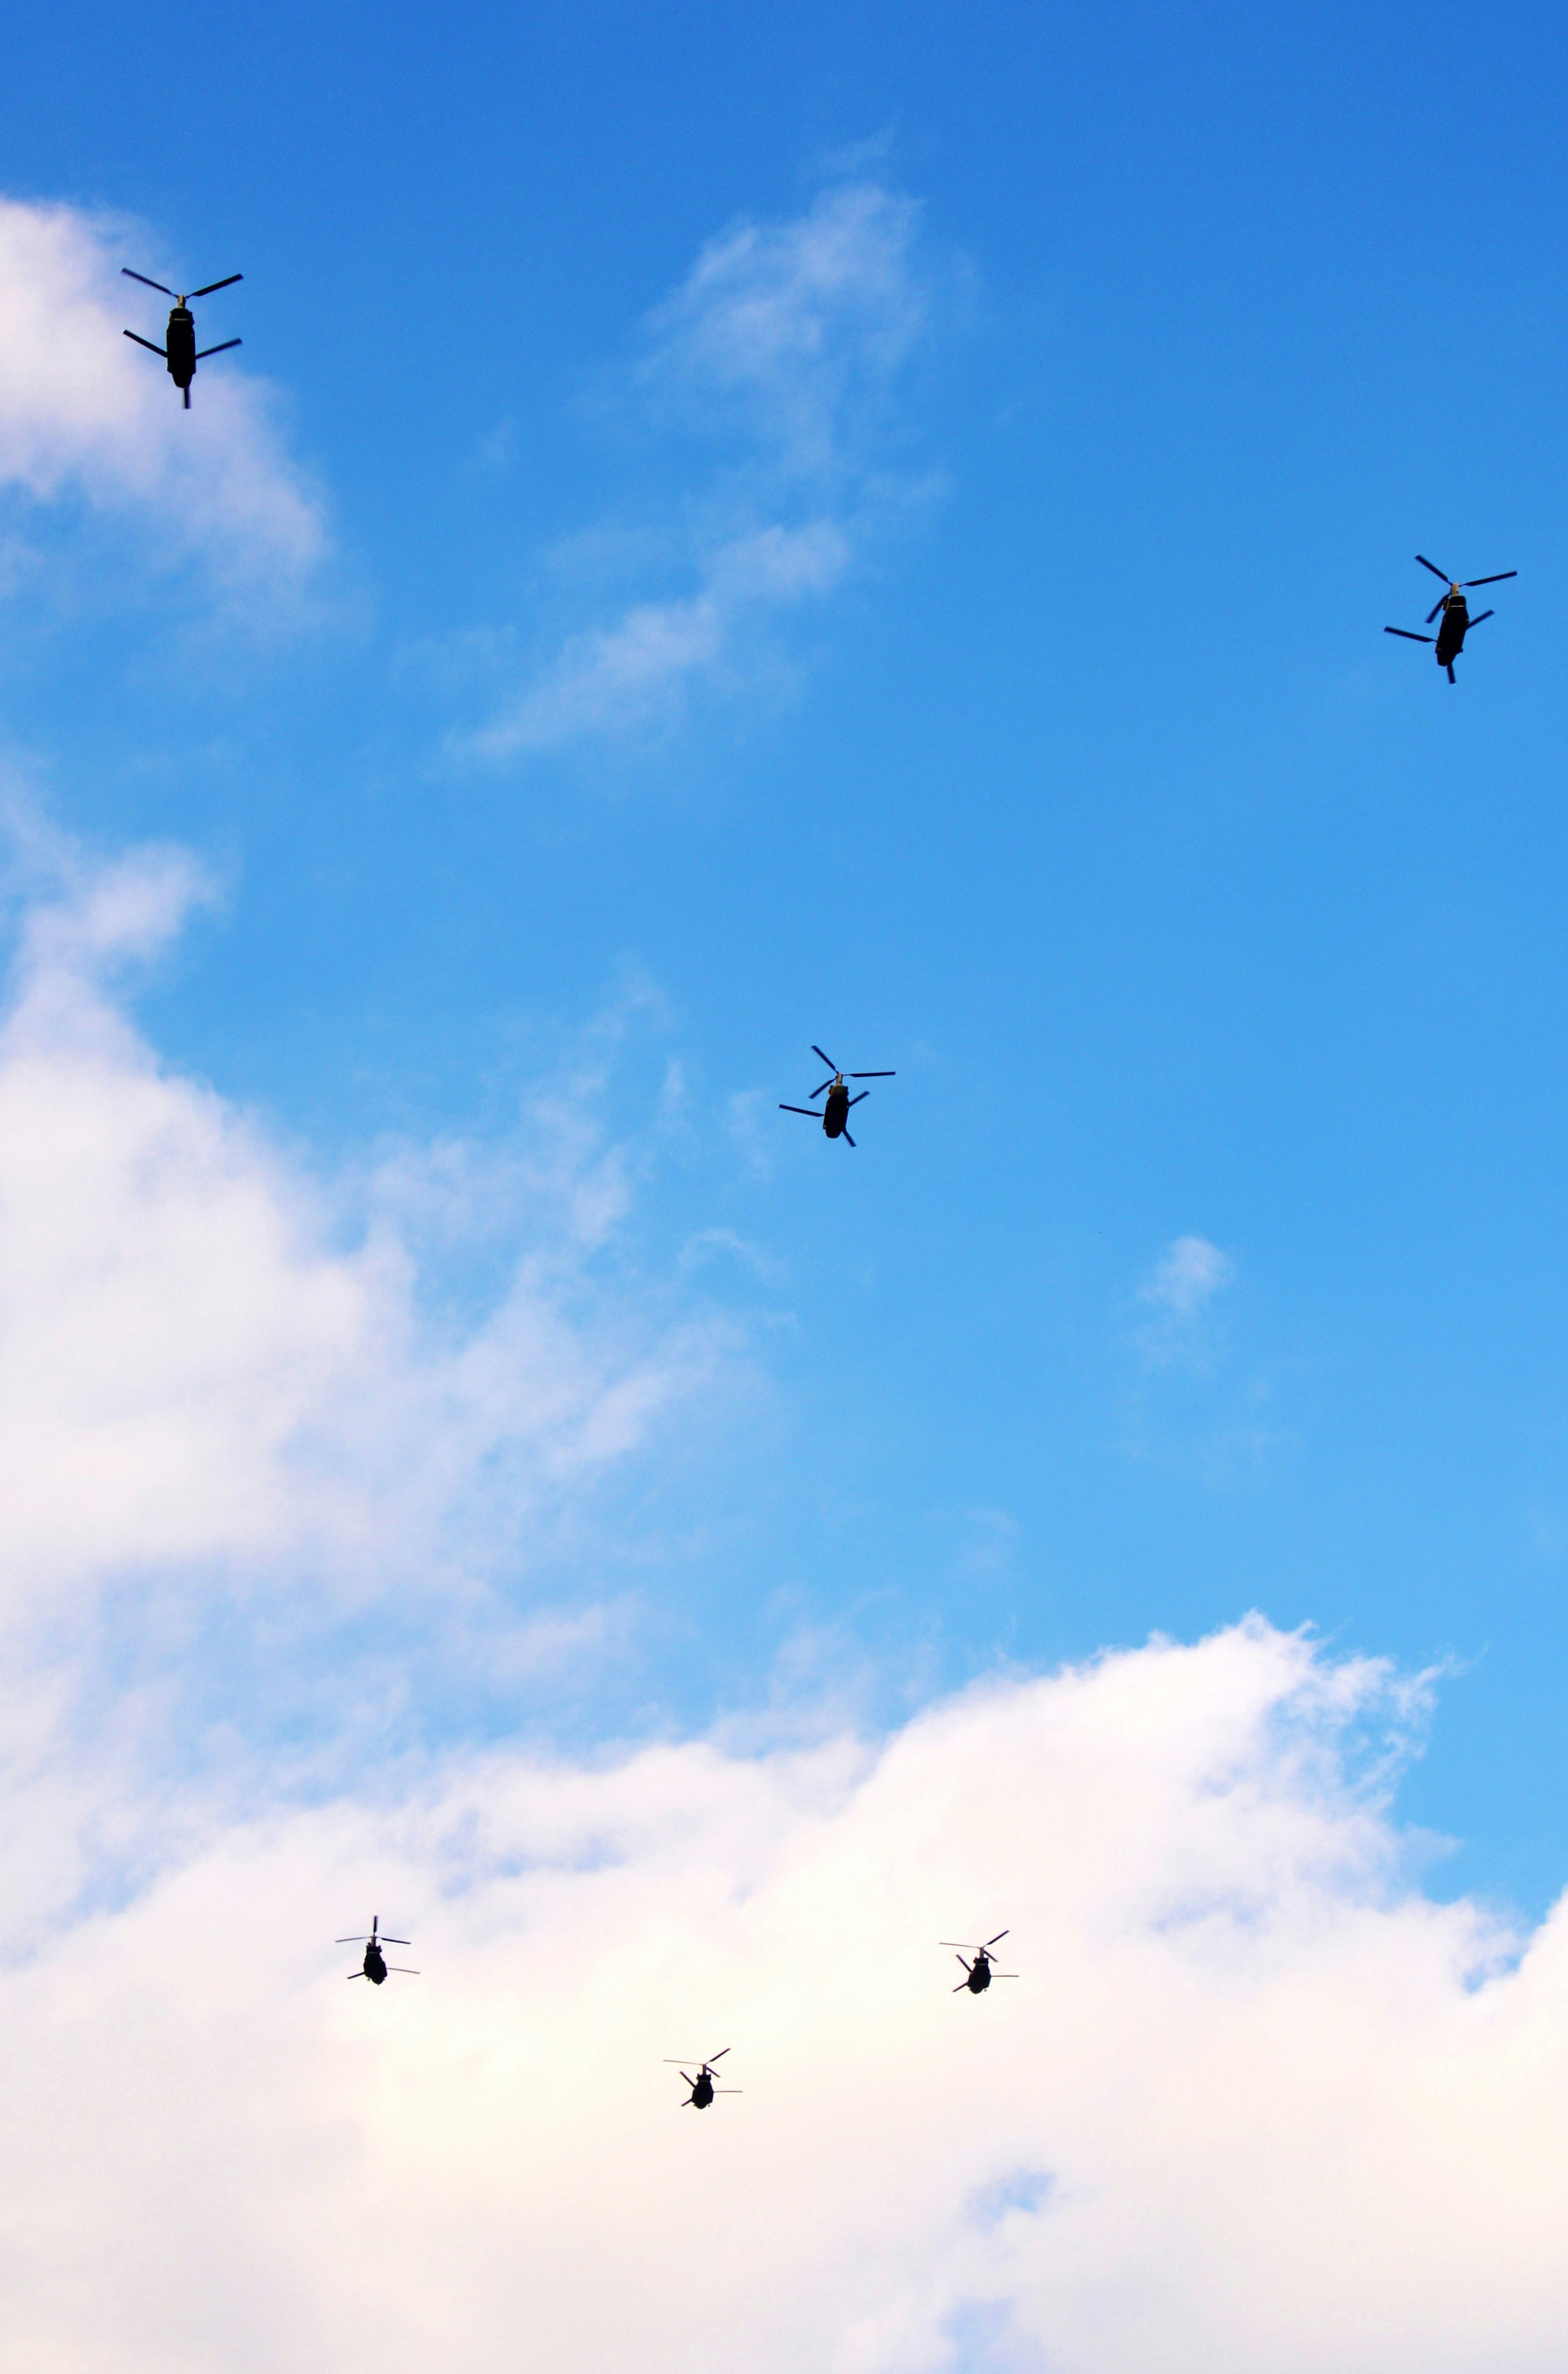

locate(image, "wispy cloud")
[[0, 195, 327, 604], [459, 179, 947, 760]]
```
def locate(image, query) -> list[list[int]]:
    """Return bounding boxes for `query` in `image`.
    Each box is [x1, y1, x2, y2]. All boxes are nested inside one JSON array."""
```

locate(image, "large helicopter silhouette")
[[779, 1046, 895, 1148], [337, 1915, 418, 1986], [121, 268, 243, 408], [1385, 555, 1516, 682], [942, 1932, 1017, 1994], [664, 2049, 741, 2108]]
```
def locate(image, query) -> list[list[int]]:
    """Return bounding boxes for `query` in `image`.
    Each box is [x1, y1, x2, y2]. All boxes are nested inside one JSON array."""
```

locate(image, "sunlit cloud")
[[0, 194, 327, 602], [6, 1618, 1567, 2373]]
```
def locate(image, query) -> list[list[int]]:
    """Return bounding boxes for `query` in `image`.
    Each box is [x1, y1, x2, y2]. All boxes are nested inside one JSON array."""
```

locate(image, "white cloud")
[[0, 826, 729, 1650], [1140, 1234, 1234, 1320], [461, 182, 941, 759], [5, 1618, 1568, 2372], [0, 194, 326, 599]]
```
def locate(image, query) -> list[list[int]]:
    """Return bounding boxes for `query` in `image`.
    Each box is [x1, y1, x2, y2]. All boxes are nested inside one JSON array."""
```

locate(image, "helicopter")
[[1385, 555, 1516, 682], [942, 1932, 1017, 1994], [337, 1915, 418, 1986], [121, 268, 243, 408], [779, 1046, 895, 1148], [664, 2049, 741, 2108]]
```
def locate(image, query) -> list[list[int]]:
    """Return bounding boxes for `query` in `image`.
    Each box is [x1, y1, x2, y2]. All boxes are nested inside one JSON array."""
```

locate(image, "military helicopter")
[[779, 1046, 895, 1148], [664, 2049, 741, 2108], [337, 1915, 418, 1985], [942, 1932, 1017, 1994], [1385, 555, 1516, 682], [121, 268, 243, 408]]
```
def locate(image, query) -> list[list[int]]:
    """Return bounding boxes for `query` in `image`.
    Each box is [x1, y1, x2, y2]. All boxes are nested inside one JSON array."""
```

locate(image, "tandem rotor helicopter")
[[780, 1046, 895, 1148], [1386, 555, 1517, 682], [121, 267, 243, 408], [338, 1915, 418, 1986], [942, 1932, 1017, 1994], [665, 2049, 741, 2108]]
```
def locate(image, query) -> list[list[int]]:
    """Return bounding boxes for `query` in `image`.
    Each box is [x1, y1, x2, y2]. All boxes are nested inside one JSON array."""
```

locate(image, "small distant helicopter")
[[121, 268, 243, 408], [942, 1932, 1017, 1994], [664, 2049, 741, 2108], [779, 1045, 895, 1148], [337, 1915, 418, 1985], [1385, 555, 1516, 682]]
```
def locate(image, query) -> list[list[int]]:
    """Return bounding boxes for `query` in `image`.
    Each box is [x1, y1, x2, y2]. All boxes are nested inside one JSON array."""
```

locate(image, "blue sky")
[[4, 4, 1568, 2365]]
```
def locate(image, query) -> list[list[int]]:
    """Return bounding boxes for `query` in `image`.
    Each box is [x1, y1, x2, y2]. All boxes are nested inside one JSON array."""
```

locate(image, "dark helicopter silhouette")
[[337, 1915, 418, 1985], [664, 2049, 741, 2108], [1385, 555, 1516, 682], [780, 1046, 895, 1148], [942, 1932, 1017, 1994], [121, 268, 242, 408]]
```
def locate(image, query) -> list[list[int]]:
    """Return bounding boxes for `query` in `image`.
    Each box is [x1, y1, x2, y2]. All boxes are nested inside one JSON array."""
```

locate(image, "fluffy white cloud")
[[0, 195, 325, 597], [3, 1618, 1565, 2373], [0, 828, 726, 1644], [464, 181, 940, 758]]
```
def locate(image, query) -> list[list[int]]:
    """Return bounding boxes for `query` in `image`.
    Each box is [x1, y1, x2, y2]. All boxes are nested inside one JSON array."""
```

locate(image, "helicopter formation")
[[334, 1924, 1016, 2102], [110, 280, 1522, 701]]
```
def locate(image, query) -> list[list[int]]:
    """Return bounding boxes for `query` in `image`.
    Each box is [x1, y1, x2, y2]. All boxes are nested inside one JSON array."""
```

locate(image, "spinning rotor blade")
[[122, 268, 176, 295], [849, 1070, 895, 1078], [190, 274, 243, 298], [953, 1978, 971, 1991], [1466, 609, 1494, 626], [335, 1935, 371, 1943], [1415, 555, 1451, 584], [705, 2049, 731, 2063], [1425, 597, 1447, 625], [1385, 628, 1434, 643], [810, 1077, 836, 1098], [123, 330, 168, 356], [389, 1967, 420, 1974], [379, 1936, 410, 1945], [779, 1104, 821, 1117], [940, 1942, 978, 1949], [843, 1130, 855, 1147], [1464, 571, 1516, 587], [984, 1932, 1009, 1948], [195, 338, 242, 359], [346, 1971, 366, 1980], [846, 1091, 869, 1107], [810, 1046, 837, 1074]]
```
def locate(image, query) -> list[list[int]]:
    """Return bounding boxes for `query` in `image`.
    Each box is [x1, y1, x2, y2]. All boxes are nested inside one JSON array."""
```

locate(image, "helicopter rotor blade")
[[810, 1077, 836, 1098], [953, 1978, 972, 1991], [1415, 554, 1451, 584], [1465, 610, 1494, 628], [122, 330, 168, 357], [846, 1091, 869, 1107], [346, 1971, 366, 1979], [1425, 598, 1447, 625], [810, 1047, 838, 1074], [779, 1104, 821, 1117], [842, 1129, 855, 1147], [1463, 571, 1516, 587], [939, 1942, 976, 1949], [194, 338, 242, 359], [122, 268, 176, 296], [389, 1967, 420, 1974], [705, 2049, 730, 2063], [335, 1936, 371, 1943], [849, 1070, 896, 1078], [984, 1931, 1009, 1948], [1384, 628, 1434, 643], [189, 273, 243, 298], [379, 1936, 410, 1945]]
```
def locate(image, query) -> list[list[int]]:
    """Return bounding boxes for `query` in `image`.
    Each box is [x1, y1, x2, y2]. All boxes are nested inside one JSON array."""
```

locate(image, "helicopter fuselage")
[[822, 1082, 850, 1137], [965, 1957, 993, 1993], [1433, 595, 1470, 671], [363, 1944, 388, 1985], [163, 305, 197, 394], [689, 2071, 715, 2108]]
